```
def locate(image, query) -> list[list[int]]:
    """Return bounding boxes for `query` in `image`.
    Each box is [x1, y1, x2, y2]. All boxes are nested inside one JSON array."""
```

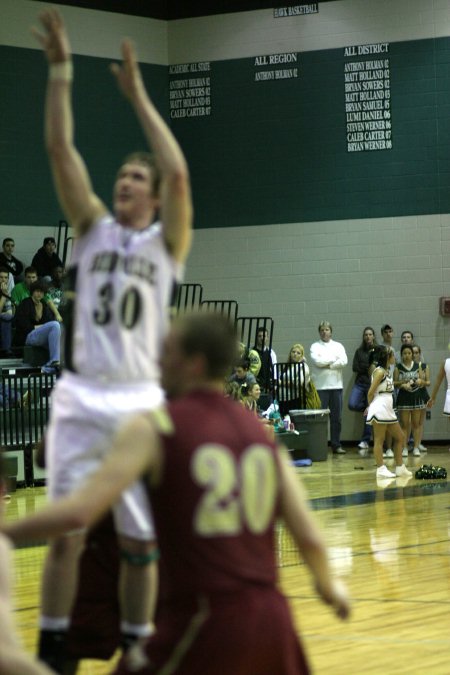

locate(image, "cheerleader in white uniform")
[[427, 357, 450, 417], [366, 346, 412, 480]]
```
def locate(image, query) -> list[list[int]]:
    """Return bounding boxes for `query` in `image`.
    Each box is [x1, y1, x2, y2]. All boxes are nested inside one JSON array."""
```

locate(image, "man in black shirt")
[[32, 237, 63, 281], [253, 326, 277, 406], [0, 238, 24, 283]]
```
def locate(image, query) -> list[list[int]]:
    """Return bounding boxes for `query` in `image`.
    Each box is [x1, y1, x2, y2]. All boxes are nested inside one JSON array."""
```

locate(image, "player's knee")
[[120, 539, 159, 566], [50, 532, 85, 559]]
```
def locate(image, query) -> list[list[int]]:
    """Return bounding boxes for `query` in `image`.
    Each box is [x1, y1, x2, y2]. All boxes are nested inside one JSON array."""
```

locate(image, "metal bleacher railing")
[[58, 219, 74, 268], [236, 317, 274, 351], [173, 283, 203, 314], [272, 361, 307, 416], [1, 368, 56, 487], [0, 220, 70, 487], [200, 299, 238, 323]]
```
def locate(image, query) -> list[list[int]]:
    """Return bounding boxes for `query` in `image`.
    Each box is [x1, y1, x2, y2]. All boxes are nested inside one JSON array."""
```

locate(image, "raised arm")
[[110, 41, 193, 262], [32, 9, 107, 235], [3, 414, 161, 544], [277, 449, 350, 620]]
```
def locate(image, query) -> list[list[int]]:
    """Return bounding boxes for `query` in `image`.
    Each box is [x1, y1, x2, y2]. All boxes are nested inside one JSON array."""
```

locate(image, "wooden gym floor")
[[5, 446, 450, 674]]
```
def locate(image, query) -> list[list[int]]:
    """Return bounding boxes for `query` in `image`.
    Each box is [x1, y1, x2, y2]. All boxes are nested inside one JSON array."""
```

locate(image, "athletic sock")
[[120, 621, 154, 653], [38, 628, 68, 674]]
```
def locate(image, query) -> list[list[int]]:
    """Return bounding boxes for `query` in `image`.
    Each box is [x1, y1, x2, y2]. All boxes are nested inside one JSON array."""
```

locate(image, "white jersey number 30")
[[93, 281, 142, 329]]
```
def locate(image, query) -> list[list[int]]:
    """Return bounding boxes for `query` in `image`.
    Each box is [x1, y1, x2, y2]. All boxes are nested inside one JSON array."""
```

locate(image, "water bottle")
[[270, 399, 282, 432]]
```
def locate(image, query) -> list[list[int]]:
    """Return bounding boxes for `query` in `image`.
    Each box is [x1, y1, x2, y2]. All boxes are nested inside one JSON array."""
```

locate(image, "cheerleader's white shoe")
[[395, 465, 412, 477], [376, 465, 396, 479]]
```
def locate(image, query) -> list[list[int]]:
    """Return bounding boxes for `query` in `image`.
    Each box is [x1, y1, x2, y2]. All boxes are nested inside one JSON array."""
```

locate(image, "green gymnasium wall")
[[0, 45, 167, 227], [171, 36, 450, 228], [2, 36, 450, 229]]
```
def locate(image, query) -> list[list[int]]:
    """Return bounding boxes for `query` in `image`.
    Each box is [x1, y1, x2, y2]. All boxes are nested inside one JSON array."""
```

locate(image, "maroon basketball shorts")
[[114, 585, 310, 675]]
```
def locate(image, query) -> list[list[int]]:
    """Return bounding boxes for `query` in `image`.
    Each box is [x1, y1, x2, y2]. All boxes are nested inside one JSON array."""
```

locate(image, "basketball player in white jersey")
[[32, 9, 192, 672]]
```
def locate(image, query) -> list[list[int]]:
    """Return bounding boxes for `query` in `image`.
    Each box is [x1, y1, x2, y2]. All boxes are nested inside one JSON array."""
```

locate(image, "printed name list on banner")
[[254, 52, 299, 82], [344, 43, 392, 152], [169, 62, 211, 119]]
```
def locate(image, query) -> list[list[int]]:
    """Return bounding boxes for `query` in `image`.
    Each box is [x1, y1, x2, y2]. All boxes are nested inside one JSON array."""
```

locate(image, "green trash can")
[[289, 409, 330, 461], [4, 455, 18, 492]]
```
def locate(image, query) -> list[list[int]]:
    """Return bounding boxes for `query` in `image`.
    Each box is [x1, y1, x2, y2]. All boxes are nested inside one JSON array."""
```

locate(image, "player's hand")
[[426, 398, 434, 409], [317, 578, 351, 620], [32, 8, 71, 64], [110, 40, 145, 101]]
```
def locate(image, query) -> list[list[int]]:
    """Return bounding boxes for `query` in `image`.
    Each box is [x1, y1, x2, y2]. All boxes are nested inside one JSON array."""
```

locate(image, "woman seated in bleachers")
[[278, 343, 321, 415], [224, 380, 244, 404], [13, 281, 61, 374], [278, 343, 310, 416], [243, 381, 262, 415]]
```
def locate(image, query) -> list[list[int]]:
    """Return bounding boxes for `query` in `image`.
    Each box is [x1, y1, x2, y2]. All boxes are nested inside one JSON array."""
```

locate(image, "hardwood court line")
[[342, 537, 450, 556], [14, 604, 41, 613], [301, 633, 450, 645], [281, 546, 449, 577], [308, 482, 449, 510], [285, 592, 450, 606]]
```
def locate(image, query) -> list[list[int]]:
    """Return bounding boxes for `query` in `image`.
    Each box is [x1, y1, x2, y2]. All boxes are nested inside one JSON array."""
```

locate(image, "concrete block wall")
[[185, 215, 450, 442]]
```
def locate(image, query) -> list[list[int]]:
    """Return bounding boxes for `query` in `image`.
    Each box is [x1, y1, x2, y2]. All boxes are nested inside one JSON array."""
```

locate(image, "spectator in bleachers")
[[11, 267, 38, 306], [238, 341, 261, 379], [0, 267, 14, 356], [224, 380, 244, 403], [11, 267, 62, 323], [46, 265, 65, 311], [32, 237, 63, 283], [348, 327, 376, 456], [0, 238, 24, 283], [278, 343, 310, 416], [253, 325, 277, 394], [243, 381, 262, 414], [13, 281, 61, 374], [229, 357, 257, 390]]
